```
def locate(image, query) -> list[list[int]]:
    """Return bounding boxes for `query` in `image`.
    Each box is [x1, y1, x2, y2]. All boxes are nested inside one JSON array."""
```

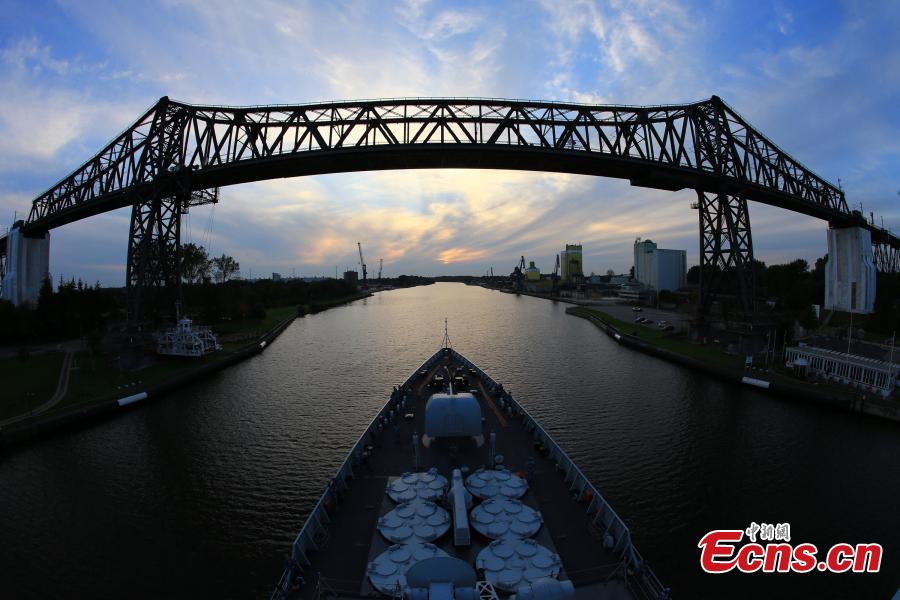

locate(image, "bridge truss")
[[19, 95, 900, 322]]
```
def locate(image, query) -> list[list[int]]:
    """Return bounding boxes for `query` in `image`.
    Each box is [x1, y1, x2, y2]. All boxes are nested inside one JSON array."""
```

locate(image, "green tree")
[[182, 243, 211, 284], [212, 253, 240, 284]]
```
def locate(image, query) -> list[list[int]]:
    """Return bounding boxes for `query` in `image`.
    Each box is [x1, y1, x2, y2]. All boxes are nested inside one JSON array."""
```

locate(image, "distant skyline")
[[2, 0, 898, 285]]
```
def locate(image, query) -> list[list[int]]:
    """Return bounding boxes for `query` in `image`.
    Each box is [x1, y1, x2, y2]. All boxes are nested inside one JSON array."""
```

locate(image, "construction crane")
[[513, 256, 526, 291], [357, 242, 367, 288], [552, 254, 560, 295], [377, 258, 383, 280]]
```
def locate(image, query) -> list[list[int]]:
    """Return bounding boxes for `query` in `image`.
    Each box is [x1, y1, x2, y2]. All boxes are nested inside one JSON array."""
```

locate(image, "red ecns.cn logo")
[[698, 525, 882, 574]]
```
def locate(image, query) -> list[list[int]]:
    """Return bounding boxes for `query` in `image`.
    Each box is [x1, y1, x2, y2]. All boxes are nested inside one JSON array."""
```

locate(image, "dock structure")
[[786, 345, 898, 396]]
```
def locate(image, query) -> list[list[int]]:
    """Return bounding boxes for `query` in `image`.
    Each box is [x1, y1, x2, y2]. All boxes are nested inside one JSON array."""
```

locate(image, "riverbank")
[[568, 306, 900, 423], [0, 291, 371, 448]]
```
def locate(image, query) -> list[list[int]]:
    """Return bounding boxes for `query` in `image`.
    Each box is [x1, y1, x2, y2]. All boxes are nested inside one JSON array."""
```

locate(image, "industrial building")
[[560, 244, 583, 284], [633, 238, 686, 292], [343, 270, 358, 283]]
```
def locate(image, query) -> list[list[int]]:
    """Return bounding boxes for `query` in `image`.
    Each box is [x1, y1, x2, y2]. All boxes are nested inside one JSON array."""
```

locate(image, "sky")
[[1, 0, 898, 285]]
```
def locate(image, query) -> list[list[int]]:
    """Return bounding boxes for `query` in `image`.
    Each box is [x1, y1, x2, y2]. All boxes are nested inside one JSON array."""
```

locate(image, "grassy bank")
[[64, 304, 310, 413], [570, 306, 880, 413], [0, 304, 300, 422], [302, 291, 371, 313], [571, 307, 743, 372], [0, 352, 65, 420], [1, 292, 373, 423]]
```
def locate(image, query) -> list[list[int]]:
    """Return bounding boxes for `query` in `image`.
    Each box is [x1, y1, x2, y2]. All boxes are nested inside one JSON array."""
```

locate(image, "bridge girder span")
[[14, 95, 898, 323]]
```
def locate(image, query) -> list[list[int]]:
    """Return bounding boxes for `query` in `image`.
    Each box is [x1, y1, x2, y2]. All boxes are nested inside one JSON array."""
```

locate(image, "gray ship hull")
[[272, 348, 667, 599]]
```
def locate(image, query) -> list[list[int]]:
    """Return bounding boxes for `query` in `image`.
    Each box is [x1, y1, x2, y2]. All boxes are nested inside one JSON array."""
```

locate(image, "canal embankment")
[[567, 306, 900, 423], [0, 291, 372, 448]]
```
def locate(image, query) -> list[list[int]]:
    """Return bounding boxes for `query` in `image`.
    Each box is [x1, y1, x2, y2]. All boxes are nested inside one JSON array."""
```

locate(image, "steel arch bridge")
[[12, 95, 900, 320]]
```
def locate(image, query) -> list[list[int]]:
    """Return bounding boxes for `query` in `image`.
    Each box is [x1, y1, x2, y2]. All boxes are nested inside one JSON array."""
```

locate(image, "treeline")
[[0, 276, 363, 343], [685, 256, 900, 333], [0, 278, 121, 343], [686, 257, 825, 307], [389, 275, 435, 288], [182, 277, 359, 322]]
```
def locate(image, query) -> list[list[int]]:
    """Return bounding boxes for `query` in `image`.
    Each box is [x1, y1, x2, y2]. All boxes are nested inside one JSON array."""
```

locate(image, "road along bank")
[[567, 306, 900, 424], [0, 293, 371, 449]]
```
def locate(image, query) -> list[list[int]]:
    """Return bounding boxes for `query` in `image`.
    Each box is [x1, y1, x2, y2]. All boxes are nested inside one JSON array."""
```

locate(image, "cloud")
[[436, 247, 488, 264]]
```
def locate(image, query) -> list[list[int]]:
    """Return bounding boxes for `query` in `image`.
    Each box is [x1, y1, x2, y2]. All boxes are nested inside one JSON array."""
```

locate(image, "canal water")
[[1, 283, 897, 599]]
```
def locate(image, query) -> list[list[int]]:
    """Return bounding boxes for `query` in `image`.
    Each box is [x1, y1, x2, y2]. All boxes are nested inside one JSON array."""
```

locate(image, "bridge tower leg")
[[126, 192, 184, 325], [696, 190, 755, 319], [126, 187, 218, 325]]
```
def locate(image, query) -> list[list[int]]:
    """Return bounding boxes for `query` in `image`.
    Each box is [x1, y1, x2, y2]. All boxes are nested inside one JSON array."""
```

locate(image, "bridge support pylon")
[[696, 190, 755, 321], [126, 187, 218, 326], [0, 220, 50, 306], [126, 192, 183, 325], [825, 225, 877, 313]]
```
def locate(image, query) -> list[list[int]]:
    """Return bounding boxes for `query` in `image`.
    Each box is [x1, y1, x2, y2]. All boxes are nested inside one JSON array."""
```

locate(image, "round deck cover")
[[465, 467, 528, 500], [378, 500, 451, 544], [367, 543, 449, 595], [387, 469, 449, 503], [475, 539, 561, 592], [470, 497, 542, 540]]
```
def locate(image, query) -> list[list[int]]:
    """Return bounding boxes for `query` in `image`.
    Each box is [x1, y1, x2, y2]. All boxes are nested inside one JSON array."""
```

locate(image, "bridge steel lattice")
[[19, 95, 900, 321]]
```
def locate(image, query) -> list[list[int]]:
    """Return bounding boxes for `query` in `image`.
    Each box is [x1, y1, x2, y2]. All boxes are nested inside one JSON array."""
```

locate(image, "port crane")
[[357, 242, 367, 288], [552, 254, 560, 295], [513, 256, 526, 291]]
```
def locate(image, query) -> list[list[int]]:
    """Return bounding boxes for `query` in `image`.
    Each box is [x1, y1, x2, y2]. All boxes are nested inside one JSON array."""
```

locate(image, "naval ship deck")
[[273, 348, 666, 600]]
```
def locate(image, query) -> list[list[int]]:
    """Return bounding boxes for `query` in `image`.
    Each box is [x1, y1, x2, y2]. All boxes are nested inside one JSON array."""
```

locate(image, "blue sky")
[[1, 0, 898, 285]]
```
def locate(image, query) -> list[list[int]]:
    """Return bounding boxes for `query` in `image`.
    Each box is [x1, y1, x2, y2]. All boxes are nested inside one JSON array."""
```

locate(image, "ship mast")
[[442, 318, 451, 349]]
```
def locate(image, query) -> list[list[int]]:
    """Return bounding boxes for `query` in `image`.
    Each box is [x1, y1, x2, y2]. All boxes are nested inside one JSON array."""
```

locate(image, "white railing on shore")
[[273, 347, 667, 600]]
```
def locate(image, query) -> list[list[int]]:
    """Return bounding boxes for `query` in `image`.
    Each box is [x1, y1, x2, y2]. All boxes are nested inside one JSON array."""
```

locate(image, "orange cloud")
[[437, 247, 489, 264]]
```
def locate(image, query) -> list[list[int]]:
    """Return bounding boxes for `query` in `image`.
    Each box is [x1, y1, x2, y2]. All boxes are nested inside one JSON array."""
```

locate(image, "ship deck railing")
[[448, 349, 668, 600], [272, 347, 668, 600], [272, 350, 447, 599]]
